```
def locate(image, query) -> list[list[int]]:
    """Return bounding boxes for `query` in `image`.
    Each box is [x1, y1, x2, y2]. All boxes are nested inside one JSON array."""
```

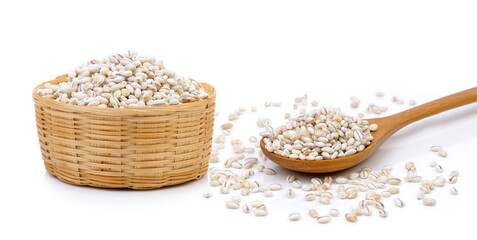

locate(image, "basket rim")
[[32, 75, 216, 113]]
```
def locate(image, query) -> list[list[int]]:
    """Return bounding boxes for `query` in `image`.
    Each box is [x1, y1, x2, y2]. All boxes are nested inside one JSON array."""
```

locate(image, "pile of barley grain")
[[37, 51, 209, 108]]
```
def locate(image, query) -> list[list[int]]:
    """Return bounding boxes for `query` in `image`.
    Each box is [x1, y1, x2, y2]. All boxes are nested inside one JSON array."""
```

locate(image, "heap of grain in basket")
[[36, 51, 210, 108]]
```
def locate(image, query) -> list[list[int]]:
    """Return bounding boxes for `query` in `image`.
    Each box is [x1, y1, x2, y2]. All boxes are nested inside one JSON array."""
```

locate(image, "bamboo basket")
[[33, 75, 215, 189]]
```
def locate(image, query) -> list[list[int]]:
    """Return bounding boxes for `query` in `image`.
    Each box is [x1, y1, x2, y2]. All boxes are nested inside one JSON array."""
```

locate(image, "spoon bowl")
[[260, 87, 477, 173]]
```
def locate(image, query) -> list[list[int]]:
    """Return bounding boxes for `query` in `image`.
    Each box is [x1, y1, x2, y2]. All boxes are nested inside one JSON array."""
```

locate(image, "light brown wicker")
[[33, 75, 215, 189]]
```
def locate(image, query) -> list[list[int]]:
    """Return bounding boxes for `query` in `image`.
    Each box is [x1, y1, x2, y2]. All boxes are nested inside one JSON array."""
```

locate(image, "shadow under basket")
[[33, 75, 215, 190]]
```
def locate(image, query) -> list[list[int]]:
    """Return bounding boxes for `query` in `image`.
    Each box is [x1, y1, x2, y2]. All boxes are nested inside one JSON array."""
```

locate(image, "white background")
[[1, 0, 476, 239]]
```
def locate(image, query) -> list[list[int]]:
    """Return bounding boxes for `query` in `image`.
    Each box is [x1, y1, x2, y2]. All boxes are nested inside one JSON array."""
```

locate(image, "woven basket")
[[33, 75, 215, 189]]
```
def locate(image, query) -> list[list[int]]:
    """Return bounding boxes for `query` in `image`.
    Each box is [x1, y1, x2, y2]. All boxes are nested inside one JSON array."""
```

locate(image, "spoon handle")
[[389, 86, 477, 130]]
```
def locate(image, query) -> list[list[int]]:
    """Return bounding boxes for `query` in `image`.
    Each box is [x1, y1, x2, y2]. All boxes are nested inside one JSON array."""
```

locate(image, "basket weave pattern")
[[33, 75, 215, 189]]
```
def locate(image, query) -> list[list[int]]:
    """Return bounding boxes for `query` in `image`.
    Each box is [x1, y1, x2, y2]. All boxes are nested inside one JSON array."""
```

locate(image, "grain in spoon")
[[260, 87, 477, 173]]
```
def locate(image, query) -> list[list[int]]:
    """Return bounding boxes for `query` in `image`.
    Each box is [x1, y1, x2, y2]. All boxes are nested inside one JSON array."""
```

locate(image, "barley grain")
[[305, 193, 316, 201], [220, 187, 230, 194], [438, 150, 447, 157], [423, 197, 436, 206], [394, 198, 404, 208], [317, 216, 331, 224], [329, 208, 339, 217], [269, 184, 282, 191], [430, 146, 442, 152], [309, 209, 319, 218], [416, 191, 425, 200], [203, 190, 212, 198], [286, 174, 297, 183], [388, 178, 402, 185], [292, 180, 302, 189], [301, 184, 314, 191], [319, 197, 331, 205], [225, 201, 240, 209], [449, 176, 458, 184], [345, 213, 357, 222], [286, 189, 296, 199], [263, 168, 277, 175], [349, 172, 359, 180], [254, 209, 268, 216], [450, 187, 458, 195], [381, 191, 391, 198], [264, 190, 273, 197], [289, 213, 301, 221], [242, 204, 251, 213]]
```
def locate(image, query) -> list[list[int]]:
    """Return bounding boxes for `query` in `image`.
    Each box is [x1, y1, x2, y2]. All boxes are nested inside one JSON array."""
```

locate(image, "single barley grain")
[[220, 187, 230, 194], [309, 209, 319, 218], [430, 146, 442, 152], [254, 209, 268, 216], [336, 177, 349, 184], [292, 180, 302, 189], [305, 193, 316, 201], [250, 201, 263, 208], [349, 172, 359, 180], [302, 184, 314, 191], [263, 168, 277, 175], [319, 197, 331, 205], [286, 189, 296, 199], [394, 198, 404, 208], [225, 201, 240, 209], [203, 190, 212, 198], [449, 176, 458, 184], [269, 184, 282, 191], [416, 191, 425, 200], [329, 208, 339, 217], [289, 213, 301, 221], [264, 190, 273, 197], [438, 150, 447, 157], [450, 187, 458, 195], [317, 216, 331, 224], [241, 188, 250, 196], [221, 123, 233, 130], [345, 213, 357, 222], [381, 191, 391, 198], [423, 197, 436, 206], [242, 204, 251, 213], [388, 178, 402, 185]]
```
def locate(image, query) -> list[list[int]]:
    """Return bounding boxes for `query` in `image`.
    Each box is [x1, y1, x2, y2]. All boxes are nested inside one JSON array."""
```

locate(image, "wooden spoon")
[[260, 87, 477, 173]]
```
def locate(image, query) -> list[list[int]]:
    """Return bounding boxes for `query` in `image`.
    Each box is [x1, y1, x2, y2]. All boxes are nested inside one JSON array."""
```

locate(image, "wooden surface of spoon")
[[260, 87, 477, 173]]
